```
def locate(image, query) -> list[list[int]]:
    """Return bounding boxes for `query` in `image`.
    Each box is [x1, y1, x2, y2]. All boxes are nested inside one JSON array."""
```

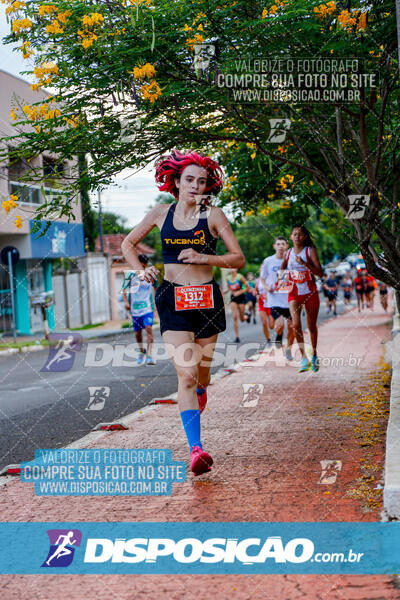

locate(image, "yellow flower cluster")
[[38, 4, 57, 17], [338, 9, 367, 31], [262, 0, 287, 18], [244, 210, 254, 217], [11, 18, 32, 34], [39, 5, 71, 35], [57, 10, 71, 24], [185, 12, 206, 50], [129, 0, 151, 6], [64, 115, 80, 128], [132, 63, 161, 102], [10, 108, 18, 120], [33, 61, 59, 86], [78, 12, 105, 49], [2, 195, 18, 214], [133, 63, 156, 79], [6, 0, 25, 15], [142, 80, 162, 103], [280, 200, 290, 209], [82, 12, 104, 27], [277, 145, 287, 154], [22, 101, 61, 123], [313, 2, 336, 19], [20, 40, 34, 59], [2, 195, 22, 227], [111, 27, 126, 36], [277, 174, 294, 190], [46, 19, 64, 34], [260, 206, 273, 216]]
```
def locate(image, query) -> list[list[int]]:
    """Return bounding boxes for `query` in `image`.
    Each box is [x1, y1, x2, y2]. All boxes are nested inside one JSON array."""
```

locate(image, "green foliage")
[[2, 0, 399, 286]]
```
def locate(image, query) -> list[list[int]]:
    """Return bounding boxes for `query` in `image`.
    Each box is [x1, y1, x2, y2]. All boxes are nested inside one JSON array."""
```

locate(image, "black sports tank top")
[[161, 203, 218, 264]]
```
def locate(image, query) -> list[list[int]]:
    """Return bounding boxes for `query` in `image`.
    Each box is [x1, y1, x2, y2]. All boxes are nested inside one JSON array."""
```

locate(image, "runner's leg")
[[259, 309, 270, 341], [230, 301, 240, 339], [161, 329, 213, 475], [135, 329, 144, 353], [289, 299, 306, 357], [145, 325, 153, 357], [286, 317, 295, 349], [195, 334, 219, 413], [274, 314, 284, 336], [304, 293, 320, 356], [239, 302, 247, 322]]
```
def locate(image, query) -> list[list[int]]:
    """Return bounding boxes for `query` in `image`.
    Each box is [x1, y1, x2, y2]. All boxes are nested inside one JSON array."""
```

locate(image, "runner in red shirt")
[[354, 270, 365, 312]]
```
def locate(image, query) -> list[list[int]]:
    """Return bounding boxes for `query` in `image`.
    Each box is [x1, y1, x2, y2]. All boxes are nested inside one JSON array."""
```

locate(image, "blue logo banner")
[[30, 220, 85, 258], [0, 522, 399, 574], [20, 449, 186, 496]]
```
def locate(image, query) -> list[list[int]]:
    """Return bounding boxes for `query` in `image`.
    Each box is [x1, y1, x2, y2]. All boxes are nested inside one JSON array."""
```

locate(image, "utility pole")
[[98, 189, 104, 253]]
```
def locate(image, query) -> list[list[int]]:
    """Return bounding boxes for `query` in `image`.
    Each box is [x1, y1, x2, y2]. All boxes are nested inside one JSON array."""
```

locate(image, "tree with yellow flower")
[[0, 0, 399, 296]]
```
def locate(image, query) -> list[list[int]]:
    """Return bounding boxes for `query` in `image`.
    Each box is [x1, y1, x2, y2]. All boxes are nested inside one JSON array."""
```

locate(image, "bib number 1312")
[[174, 284, 214, 310]]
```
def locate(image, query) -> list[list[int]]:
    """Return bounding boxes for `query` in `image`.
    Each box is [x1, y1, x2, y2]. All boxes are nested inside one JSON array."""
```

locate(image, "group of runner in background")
[[125, 243, 391, 374], [320, 269, 389, 314], [226, 248, 391, 364]]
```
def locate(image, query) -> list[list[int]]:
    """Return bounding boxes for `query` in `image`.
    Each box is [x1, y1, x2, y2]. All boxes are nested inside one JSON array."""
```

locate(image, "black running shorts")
[[230, 293, 247, 304], [155, 279, 226, 339], [270, 306, 292, 320]]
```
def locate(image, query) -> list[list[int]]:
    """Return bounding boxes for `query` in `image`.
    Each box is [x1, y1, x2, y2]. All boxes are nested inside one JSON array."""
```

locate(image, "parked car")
[[345, 253, 360, 267], [334, 261, 352, 276]]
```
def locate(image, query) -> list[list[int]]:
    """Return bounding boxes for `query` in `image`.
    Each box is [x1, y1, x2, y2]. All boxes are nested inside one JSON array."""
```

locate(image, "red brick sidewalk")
[[0, 304, 398, 599]]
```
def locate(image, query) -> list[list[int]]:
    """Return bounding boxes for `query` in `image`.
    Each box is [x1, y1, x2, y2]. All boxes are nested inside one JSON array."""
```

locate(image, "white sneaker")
[[137, 351, 146, 366]]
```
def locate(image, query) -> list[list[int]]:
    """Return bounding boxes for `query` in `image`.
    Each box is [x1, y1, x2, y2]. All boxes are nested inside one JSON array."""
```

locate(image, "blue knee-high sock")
[[180, 410, 202, 451]]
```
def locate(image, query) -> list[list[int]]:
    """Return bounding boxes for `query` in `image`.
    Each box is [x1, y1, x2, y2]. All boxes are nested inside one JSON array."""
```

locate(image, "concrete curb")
[[0, 323, 161, 357], [383, 310, 400, 519]]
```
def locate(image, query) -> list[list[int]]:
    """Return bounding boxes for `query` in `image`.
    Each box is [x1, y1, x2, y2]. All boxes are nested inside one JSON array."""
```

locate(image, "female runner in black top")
[[122, 150, 245, 476]]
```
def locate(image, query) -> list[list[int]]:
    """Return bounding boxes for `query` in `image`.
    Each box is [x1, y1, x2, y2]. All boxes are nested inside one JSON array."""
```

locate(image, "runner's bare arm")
[[122, 290, 130, 310], [296, 247, 324, 277], [121, 206, 163, 282], [178, 207, 245, 268], [240, 274, 250, 292]]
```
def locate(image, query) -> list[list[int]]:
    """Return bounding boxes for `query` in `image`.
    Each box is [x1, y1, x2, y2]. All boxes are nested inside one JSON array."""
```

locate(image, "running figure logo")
[[318, 460, 342, 485], [267, 118, 291, 143], [41, 333, 82, 372], [193, 43, 215, 71], [346, 195, 370, 219], [193, 193, 215, 218], [240, 383, 264, 407], [86, 386, 110, 410], [41, 529, 82, 568]]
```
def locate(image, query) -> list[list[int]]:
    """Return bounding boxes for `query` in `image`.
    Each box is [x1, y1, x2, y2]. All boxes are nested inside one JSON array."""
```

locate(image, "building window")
[[9, 181, 69, 206], [8, 156, 30, 180], [43, 156, 64, 179], [10, 181, 41, 204]]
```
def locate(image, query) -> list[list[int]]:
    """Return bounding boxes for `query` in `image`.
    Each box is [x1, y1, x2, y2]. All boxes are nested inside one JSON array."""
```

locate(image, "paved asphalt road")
[[0, 294, 356, 471]]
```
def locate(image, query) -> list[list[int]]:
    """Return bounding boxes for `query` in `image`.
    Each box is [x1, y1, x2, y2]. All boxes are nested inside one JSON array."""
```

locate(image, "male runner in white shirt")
[[260, 236, 294, 359]]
